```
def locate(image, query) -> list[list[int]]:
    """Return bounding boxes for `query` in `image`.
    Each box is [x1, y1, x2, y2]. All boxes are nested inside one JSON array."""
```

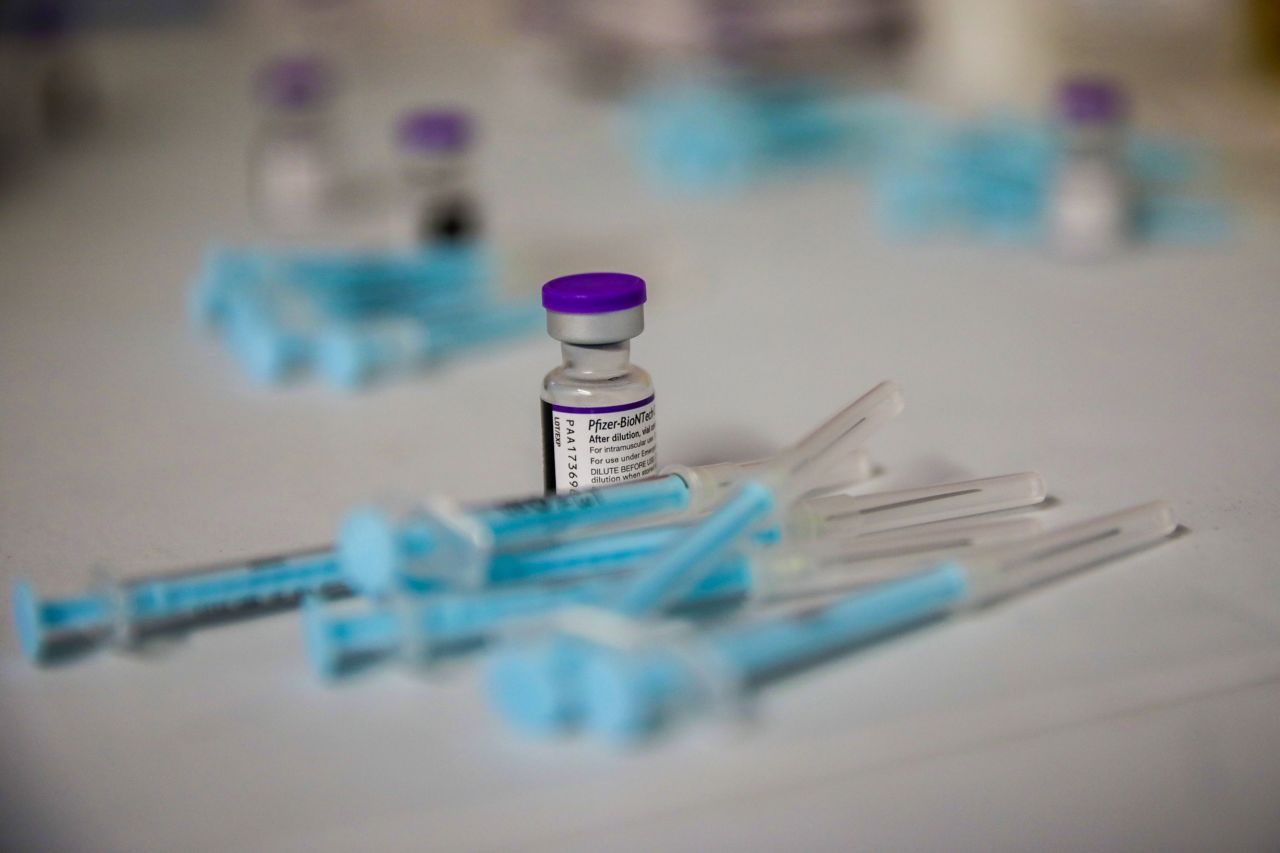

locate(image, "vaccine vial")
[[249, 56, 339, 236], [14, 0, 100, 141], [1047, 78, 1132, 259], [541, 273, 657, 494], [395, 108, 481, 247]]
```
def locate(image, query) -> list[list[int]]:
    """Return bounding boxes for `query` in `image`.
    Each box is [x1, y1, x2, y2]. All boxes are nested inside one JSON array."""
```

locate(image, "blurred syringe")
[[566, 502, 1178, 744]]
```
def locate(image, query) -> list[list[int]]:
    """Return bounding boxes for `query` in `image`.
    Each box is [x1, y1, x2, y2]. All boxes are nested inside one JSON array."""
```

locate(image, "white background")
[[2, 15, 1279, 852]]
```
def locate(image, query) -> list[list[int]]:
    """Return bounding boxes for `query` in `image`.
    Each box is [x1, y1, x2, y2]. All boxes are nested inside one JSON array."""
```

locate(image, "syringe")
[[630, 81, 927, 191], [566, 502, 1178, 744], [13, 547, 342, 664], [313, 299, 544, 389], [217, 273, 525, 387], [9, 407, 879, 665], [339, 380, 904, 596], [304, 515, 1042, 679], [270, 244, 492, 316], [221, 277, 322, 384], [189, 242, 489, 330]]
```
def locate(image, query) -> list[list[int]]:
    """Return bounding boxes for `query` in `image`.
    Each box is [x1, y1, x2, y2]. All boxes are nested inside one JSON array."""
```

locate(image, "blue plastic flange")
[[12, 581, 44, 664], [188, 243, 262, 329], [315, 331, 371, 389], [338, 507, 403, 597], [485, 636, 589, 735], [227, 322, 300, 386], [580, 648, 668, 743], [301, 597, 340, 679]]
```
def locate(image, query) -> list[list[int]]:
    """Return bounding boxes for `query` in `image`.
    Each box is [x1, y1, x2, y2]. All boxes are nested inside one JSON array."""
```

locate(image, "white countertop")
[[2, 24, 1279, 852]]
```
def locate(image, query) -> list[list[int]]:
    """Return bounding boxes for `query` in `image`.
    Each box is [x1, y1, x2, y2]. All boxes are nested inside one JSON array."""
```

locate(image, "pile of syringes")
[[12, 381, 1181, 748], [625, 77, 1229, 251], [188, 241, 542, 388]]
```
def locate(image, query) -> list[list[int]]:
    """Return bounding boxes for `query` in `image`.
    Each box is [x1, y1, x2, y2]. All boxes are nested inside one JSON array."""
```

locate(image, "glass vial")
[[249, 55, 339, 237], [395, 108, 481, 247], [13, 0, 100, 142], [540, 273, 656, 494], [1047, 78, 1132, 259]]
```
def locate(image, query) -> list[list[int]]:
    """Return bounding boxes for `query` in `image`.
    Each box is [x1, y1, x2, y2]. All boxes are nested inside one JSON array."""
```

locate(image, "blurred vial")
[[1047, 78, 1132, 260], [1, 0, 99, 152], [249, 56, 340, 237], [393, 109, 481, 248]]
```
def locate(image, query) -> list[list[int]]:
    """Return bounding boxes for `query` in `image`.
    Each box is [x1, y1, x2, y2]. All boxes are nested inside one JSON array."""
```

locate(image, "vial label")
[[542, 395, 657, 494]]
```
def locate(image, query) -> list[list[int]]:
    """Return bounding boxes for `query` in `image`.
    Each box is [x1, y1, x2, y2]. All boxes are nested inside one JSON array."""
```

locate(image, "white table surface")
[[2, 25, 1279, 852]]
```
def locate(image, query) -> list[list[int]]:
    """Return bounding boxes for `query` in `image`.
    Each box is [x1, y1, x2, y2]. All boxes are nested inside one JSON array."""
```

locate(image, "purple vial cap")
[[257, 56, 333, 109], [1058, 78, 1125, 124], [542, 273, 647, 315], [397, 109, 472, 153]]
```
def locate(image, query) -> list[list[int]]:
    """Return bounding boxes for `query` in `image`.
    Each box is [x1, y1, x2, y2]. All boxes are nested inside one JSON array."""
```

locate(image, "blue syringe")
[[217, 278, 530, 387], [629, 81, 928, 191], [220, 277, 322, 384], [304, 514, 1043, 679], [568, 501, 1178, 744], [313, 299, 543, 389], [12, 546, 341, 664], [339, 380, 903, 597], [190, 242, 490, 330]]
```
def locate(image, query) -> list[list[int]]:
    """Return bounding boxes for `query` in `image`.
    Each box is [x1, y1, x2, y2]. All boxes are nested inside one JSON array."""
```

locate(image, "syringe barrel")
[[303, 600, 402, 679], [613, 481, 775, 617], [486, 526, 682, 583], [418, 558, 753, 649], [125, 550, 343, 622], [14, 546, 342, 664], [476, 474, 693, 544], [578, 563, 970, 742], [307, 557, 755, 678], [414, 577, 622, 646], [340, 475, 694, 596], [488, 521, 790, 586], [709, 562, 971, 685]]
